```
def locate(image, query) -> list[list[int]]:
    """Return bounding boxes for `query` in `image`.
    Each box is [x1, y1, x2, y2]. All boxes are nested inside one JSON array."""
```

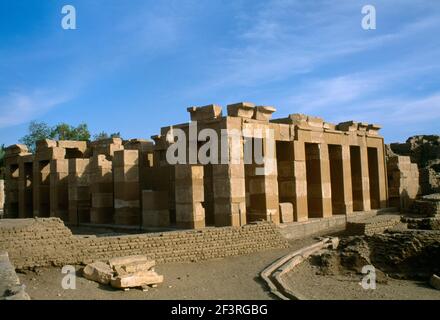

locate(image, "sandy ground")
[[17, 229, 440, 300], [18, 237, 317, 300], [284, 260, 440, 300]]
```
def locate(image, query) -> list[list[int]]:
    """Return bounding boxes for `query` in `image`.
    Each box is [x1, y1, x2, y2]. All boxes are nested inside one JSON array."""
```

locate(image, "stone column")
[[113, 150, 141, 226], [68, 159, 91, 225], [33, 160, 51, 217], [341, 145, 354, 214], [319, 144, 333, 217], [50, 159, 69, 221], [175, 164, 205, 229], [246, 138, 280, 224], [18, 156, 34, 218], [292, 141, 308, 222], [377, 143, 388, 208], [4, 145, 29, 218], [33, 142, 66, 217], [90, 155, 114, 224], [213, 164, 246, 227], [360, 145, 371, 211], [213, 117, 247, 227]]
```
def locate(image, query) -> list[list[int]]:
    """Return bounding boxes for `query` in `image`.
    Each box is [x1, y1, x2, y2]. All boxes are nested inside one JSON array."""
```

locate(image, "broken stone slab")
[[253, 106, 276, 121], [430, 274, 440, 290], [82, 261, 114, 285], [108, 255, 154, 269], [227, 102, 255, 119], [110, 270, 164, 289]]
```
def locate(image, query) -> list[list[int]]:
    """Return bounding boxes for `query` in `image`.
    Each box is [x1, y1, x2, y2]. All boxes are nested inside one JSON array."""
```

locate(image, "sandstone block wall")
[[0, 218, 289, 270], [387, 155, 419, 210]]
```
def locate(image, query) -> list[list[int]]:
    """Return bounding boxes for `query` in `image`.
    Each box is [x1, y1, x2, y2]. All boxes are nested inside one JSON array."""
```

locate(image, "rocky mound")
[[311, 230, 440, 281]]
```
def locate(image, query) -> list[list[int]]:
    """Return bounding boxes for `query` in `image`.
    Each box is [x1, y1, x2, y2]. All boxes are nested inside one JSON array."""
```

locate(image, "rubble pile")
[[412, 193, 440, 217], [83, 255, 163, 290], [311, 230, 440, 281]]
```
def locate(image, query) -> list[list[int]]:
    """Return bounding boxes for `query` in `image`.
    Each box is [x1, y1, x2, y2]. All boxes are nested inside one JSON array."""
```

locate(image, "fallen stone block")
[[83, 261, 114, 285], [430, 274, 440, 290], [110, 270, 164, 289], [121, 260, 156, 274]]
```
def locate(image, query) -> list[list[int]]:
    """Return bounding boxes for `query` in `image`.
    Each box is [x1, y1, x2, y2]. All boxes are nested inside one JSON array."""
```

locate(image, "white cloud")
[[0, 90, 72, 128]]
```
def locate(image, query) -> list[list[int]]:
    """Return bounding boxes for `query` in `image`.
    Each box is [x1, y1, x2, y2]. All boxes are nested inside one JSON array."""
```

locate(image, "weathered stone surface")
[[119, 260, 156, 274], [227, 102, 255, 118], [108, 255, 152, 268], [110, 270, 163, 289], [187, 104, 222, 121], [279, 202, 293, 223], [83, 261, 114, 285]]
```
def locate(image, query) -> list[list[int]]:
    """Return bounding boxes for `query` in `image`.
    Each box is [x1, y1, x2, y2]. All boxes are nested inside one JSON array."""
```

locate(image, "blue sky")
[[0, 0, 439, 145]]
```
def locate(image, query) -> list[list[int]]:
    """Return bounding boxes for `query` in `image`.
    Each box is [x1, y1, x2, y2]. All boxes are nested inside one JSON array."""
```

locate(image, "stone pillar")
[[4, 145, 27, 218], [50, 159, 69, 221], [292, 141, 308, 222], [175, 165, 205, 229], [90, 155, 114, 224], [319, 144, 333, 217], [68, 159, 91, 225], [246, 138, 280, 224], [113, 150, 141, 226], [212, 117, 247, 227], [341, 145, 354, 214], [33, 141, 66, 217], [377, 143, 388, 208], [18, 156, 34, 218], [33, 160, 51, 217], [213, 164, 246, 227], [360, 145, 371, 211]]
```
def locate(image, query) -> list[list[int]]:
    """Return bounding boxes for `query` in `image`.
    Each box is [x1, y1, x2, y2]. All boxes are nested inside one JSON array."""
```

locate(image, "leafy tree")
[[19, 121, 54, 152], [93, 131, 121, 141], [52, 123, 91, 141], [0, 144, 4, 165], [19, 121, 91, 152], [0, 144, 5, 177]]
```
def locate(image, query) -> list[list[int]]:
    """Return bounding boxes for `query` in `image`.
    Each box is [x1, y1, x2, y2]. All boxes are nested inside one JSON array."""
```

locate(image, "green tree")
[[0, 144, 5, 177], [93, 131, 121, 141], [0, 144, 4, 165], [52, 123, 91, 141], [19, 121, 54, 152], [20, 121, 91, 152]]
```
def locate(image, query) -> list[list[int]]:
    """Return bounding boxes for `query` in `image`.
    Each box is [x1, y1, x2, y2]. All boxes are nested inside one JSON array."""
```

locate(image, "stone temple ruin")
[[1, 103, 389, 230]]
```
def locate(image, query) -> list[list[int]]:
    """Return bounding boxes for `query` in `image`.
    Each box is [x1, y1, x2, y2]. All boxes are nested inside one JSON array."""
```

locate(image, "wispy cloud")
[[0, 89, 73, 128]]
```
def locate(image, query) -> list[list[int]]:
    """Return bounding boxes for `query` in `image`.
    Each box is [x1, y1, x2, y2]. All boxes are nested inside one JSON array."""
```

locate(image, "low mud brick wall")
[[0, 218, 289, 269]]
